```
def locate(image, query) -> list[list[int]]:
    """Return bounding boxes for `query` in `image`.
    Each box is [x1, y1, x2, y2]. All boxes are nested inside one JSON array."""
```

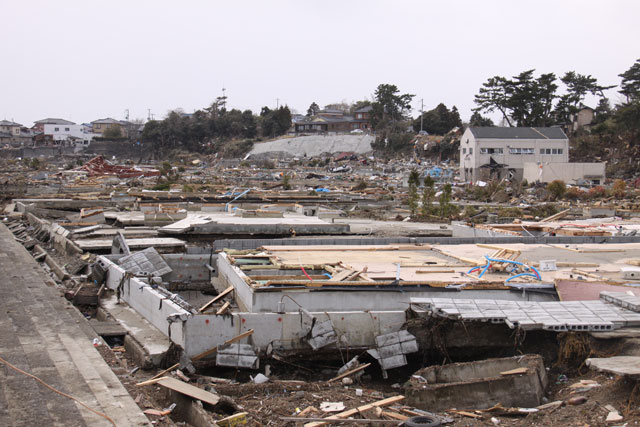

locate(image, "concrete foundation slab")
[[406, 355, 547, 412]]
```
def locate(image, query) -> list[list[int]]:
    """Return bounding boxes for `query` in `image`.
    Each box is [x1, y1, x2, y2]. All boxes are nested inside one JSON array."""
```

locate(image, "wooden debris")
[[154, 377, 220, 406], [216, 412, 248, 427], [304, 395, 404, 427], [216, 301, 231, 315], [327, 363, 371, 383], [500, 367, 528, 376], [380, 410, 409, 421], [539, 208, 570, 223], [198, 285, 234, 313], [175, 369, 190, 382], [298, 406, 318, 417], [136, 376, 168, 387], [451, 410, 482, 418], [144, 408, 172, 416]]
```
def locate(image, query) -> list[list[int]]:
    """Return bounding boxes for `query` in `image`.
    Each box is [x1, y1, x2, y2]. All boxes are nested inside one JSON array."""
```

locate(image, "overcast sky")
[[2, 0, 639, 126]]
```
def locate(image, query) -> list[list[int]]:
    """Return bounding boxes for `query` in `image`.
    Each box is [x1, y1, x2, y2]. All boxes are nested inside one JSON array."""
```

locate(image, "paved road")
[[0, 223, 148, 426]]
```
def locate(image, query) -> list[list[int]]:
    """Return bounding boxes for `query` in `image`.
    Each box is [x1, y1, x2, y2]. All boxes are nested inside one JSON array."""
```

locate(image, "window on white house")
[[462, 148, 466, 154], [480, 148, 504, 154], [65, 127, 70, 131], [510, 147, 534, 154], [54, 127, 59, 131], [469, 148, 473, 154]]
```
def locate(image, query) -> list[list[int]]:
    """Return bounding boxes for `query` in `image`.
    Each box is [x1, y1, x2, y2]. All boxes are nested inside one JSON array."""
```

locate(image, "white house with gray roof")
[[460, 127, 569, 182]]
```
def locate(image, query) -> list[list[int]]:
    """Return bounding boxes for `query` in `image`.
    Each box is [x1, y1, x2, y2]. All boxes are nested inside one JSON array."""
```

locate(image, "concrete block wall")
[[217, 253, 253, 312], [183, 310, 406, 358], [99, 256, 189, 348]]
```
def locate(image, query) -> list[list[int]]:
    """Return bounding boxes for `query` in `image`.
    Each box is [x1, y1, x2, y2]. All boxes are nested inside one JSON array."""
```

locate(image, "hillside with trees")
[[141, 96, 291, 157]]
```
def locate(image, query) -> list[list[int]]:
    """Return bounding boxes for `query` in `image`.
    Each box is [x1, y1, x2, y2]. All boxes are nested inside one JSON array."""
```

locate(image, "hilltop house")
[[91, 118, 129, 138], [295, 107, 371, 134], [0, 120, 22, 137], [32, 118, 75, 133]]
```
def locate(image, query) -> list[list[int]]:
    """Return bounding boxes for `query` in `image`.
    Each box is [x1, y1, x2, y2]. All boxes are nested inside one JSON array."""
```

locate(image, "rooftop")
[[469, 126, 567, 140], [33, 118, 75, 125], [0, 120, 22, 127], [91, 118, 121, 125]]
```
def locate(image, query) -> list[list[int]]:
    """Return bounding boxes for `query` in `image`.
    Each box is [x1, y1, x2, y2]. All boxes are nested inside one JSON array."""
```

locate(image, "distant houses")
[[294, 106, 372, 135]]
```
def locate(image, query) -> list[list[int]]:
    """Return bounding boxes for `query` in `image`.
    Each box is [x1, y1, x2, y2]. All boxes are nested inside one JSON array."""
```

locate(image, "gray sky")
[[2, 0, 639, 126]]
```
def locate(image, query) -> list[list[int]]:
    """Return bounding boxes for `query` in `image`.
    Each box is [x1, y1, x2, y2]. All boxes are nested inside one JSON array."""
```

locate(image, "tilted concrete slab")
[[101, 294, 172, 368], [411, 296, 640, 331], [586, 356, 640, 377]]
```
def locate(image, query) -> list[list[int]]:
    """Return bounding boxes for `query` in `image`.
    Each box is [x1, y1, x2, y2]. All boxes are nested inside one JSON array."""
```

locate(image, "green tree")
[[408, 169, 421, 187], [421, 175, 435, 216], [349, 100, 372, 115], [619, 58, 640, 102], [260, 106, 291, 138], [547, 180, 566, 201], [370, 84, 415, 130], [408, 183, 419, 216], [615, 59, 640, 144], [554, 71, 614, 125], [474, 70, 558, 127], [473, 76, 513, 126], [103, 126, 122, 139], [282, 174, 291, 190], [469, 111, 495, 127], [413, 103, 462, 134], [306, 102, 320, 117], [439, 183, 453, 218]]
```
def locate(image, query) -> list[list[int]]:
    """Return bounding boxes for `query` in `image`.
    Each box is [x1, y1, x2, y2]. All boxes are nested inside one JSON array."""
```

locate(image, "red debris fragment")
[[79, 156, 160, 178]]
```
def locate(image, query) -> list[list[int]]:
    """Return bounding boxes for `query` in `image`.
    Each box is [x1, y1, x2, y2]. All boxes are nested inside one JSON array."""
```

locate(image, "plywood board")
[[156, 377, 220, 406]]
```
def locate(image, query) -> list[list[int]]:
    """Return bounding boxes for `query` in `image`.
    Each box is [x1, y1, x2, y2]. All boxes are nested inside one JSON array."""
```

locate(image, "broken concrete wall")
[[217, 253, 253, 312], [99, 256, 188, 348], [106, 253, 218, 282], [183, 311, 407, 358], [24, 212, 83, 256], [406, 355, 547, 412]]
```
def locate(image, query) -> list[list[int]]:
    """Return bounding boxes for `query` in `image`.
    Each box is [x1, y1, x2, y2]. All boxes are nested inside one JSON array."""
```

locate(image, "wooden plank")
[[539, 208, 571, 223], [500, 367, 528, 375], [136, 376, 168, 387], [381, 410, 409, 421], [328, 269, 355, 282], [304, 395, 405, 427], [156, 377, 220, 406], [198, 286, 234, 313], [476, 243, 513, 251], [416, 269, 455, 274], [450, 410, 482, 419], [216, 412, 248, 427], [216, 301, 231, 315], [144, 408, 172, 416], [327, 363, 371, 383]]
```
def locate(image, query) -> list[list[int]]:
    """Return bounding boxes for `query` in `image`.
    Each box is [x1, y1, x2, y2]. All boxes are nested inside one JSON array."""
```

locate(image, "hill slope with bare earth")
[[248, 134, 375, 158]]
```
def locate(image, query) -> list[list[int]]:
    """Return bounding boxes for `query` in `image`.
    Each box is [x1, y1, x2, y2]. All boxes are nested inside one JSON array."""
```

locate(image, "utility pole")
[[420, 99, 424, 133], [147, 109, 152, 121], [125, 109, 129, 121], [276, 98, 279, 109]]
